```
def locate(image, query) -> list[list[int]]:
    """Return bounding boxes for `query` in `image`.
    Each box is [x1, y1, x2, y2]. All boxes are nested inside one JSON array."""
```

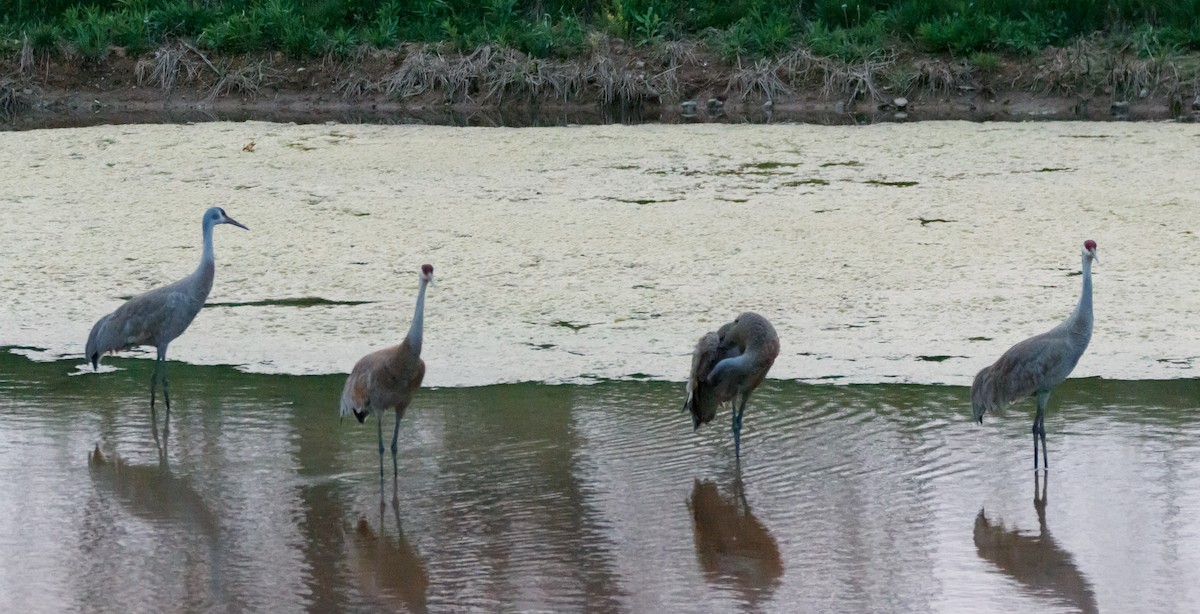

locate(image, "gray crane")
[[685, 312, 780, 458], [971, 240, 1098, 470], [85, 206, 248, 440], [340, 264, 433, 480]]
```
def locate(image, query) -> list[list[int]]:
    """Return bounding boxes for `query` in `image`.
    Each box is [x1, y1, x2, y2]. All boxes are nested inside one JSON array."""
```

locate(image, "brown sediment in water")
[[3, 40, 1199, 129]]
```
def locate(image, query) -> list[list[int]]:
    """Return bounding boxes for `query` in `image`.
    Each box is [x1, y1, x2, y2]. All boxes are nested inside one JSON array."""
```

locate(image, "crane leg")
[[161, 359, 171, 440], [149, 359, 160, 430], [1034, 391, 1049, 470], [1038, 421, 1048, 471], [732, 393, 749, 459], [731, 394, 740, 458], [390, 411, 401, 479], [1032, 420, 1039, 470], [375, 410, 385, 481]]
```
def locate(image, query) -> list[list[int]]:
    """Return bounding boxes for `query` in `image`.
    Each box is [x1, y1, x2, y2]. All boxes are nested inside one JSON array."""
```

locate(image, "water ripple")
[[1, 354, 1199, 612]]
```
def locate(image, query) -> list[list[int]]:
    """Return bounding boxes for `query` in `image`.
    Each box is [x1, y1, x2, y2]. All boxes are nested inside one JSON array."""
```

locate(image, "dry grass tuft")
[[726, 58, 792, 101], [380, 47, 451, 98], [18, 35, 35, 77], [1, 78, 26, 119], [446, 46, 490, 101], [206, 61, 279, 102], [585, 55, 671, 105], [911, 59, 973, 96], [656, 40, 701, 70], [334, 71, 376, 99], [780, 50, 895, 104], [1020, 38, 1200, 104], [135, 43, 201, 92], [484, 49, 584, 102]]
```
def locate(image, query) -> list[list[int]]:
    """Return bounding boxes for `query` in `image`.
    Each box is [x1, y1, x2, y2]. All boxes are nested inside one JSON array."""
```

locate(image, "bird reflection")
[[974, 474, 1098, 614], [84, 445, 223, 610], [86, 444, 219, 540], [688, 476, 783, 606], [346, 492, 430, 613]]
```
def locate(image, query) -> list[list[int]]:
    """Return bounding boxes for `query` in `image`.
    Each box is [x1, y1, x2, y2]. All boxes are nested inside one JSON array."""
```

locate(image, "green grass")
[[1, 0, 1199, 62], [969, 51, 1002, 73]]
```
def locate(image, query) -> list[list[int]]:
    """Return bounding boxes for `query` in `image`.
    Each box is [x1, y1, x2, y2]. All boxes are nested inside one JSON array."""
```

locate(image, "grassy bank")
[[3, 1, 1200, 120], [3, 1, 1200, 61]]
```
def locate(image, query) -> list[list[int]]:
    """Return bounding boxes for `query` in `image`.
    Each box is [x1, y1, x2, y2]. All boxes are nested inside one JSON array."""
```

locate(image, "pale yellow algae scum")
[[1, 121, 1197, 387]]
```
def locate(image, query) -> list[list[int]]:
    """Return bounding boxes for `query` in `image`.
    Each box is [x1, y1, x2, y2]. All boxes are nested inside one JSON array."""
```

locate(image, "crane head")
[[420, 263, 434, 286], [205, 206, 249, 230], [1082, 239, 1098, 263]]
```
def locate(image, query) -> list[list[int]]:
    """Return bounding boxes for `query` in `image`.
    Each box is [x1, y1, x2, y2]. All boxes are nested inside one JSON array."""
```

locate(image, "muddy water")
[[1, 352, 1198, 613], [0, 121, 1197, 385]]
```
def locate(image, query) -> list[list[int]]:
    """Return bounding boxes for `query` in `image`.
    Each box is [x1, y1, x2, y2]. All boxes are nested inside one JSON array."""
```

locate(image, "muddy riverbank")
[[4, 42, 1199, 129]]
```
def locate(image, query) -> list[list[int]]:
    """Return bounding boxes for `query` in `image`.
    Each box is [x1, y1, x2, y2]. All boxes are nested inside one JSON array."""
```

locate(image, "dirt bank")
[[3, 41, 1199, 128]]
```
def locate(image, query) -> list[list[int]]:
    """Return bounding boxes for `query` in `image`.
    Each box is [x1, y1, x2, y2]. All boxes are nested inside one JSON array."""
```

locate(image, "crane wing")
[[340, 351, 384, 419], [685, 332, 735, 429], [339, 346, 425, 421], [971, 333, 1072, 422], [86, 286, 177, 362]]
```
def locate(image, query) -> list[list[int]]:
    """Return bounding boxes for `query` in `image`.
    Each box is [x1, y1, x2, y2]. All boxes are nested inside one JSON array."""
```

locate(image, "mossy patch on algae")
[[204, 297, 374, 308], [741, 161, 801, 170], [611, 197, 681, 204], [552, 320, 596, 331], [864, 180, 919, 187]]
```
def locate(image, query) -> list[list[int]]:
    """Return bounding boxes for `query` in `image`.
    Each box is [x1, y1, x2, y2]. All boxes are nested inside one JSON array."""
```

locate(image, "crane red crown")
[[421, 264, 434, 275], [1084, 240, 1097, 251]]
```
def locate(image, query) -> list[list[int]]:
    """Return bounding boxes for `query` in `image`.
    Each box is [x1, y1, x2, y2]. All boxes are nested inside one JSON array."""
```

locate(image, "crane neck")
[[404, 277, 428, 356], [199, 216, 216, 269], [1067, 254, 1093, 335], [706, 348, 757, 387]]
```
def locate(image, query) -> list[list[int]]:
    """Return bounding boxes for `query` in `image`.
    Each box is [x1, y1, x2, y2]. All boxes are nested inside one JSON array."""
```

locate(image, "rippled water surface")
[[2, 352, 1198, 612]]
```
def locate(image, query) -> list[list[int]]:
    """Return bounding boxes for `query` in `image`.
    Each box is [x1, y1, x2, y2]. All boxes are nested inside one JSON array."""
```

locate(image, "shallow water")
[[1, 121, 1198, 385], [1, 352, 1198, 612]]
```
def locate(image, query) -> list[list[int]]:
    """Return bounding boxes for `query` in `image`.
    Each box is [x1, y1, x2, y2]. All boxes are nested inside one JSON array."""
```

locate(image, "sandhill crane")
[[685, 312, 780, 458], [340, 264, 433, 480], [972, 240, 1098, 470], [85, 206, 247, 440]]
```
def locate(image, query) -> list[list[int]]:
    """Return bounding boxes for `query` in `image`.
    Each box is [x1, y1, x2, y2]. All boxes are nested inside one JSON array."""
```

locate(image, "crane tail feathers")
[[685, 332, 724, 430], [339, 370, 371, 424], [684, 384, 721, 431]]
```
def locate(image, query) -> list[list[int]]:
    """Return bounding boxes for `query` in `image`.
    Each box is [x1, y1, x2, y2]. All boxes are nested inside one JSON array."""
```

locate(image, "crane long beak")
[[226, 217, 249, 230], [1090, 249, 1099, 264]]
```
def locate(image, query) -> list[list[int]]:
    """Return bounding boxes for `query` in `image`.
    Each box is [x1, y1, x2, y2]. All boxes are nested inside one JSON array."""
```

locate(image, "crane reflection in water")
[[83, 446, 224, 610], [346, 492, 430, 613], [688, 475, 783, 606], [973, 474, 1099, 614]]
